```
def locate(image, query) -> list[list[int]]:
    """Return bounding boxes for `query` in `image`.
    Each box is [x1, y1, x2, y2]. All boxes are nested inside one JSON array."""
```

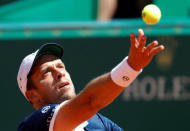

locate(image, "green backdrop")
[[0, 35, 190, 131]]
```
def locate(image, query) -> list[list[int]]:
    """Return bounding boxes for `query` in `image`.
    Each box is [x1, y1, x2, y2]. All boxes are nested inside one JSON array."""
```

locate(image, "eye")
[[44, 69, 50, 74], [57, 64, 64, 69]]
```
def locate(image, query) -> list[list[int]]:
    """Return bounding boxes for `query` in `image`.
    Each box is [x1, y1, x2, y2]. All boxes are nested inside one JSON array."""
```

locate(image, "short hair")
[[26, 75, 37, 105], [27, 76, 37, 90], [26, 59, 38, 91]]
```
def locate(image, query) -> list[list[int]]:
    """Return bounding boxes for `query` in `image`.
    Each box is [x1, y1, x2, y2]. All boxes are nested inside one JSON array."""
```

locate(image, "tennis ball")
[[142, 4, 161, 25]]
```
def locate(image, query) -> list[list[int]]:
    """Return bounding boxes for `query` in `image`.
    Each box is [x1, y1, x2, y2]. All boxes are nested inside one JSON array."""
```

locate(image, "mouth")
[[59, 82, 70, 89]]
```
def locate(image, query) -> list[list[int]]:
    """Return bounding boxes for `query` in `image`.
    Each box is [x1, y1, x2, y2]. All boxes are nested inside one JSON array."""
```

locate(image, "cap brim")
[[27, 43, 64, 77]]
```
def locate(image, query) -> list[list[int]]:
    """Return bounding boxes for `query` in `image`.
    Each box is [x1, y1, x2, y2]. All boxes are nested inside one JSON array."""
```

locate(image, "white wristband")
[[111, 56, 142, 87]]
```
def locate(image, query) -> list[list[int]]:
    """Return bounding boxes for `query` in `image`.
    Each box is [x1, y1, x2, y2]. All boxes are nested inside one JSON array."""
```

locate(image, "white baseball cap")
[[17, 43, 64, 100]]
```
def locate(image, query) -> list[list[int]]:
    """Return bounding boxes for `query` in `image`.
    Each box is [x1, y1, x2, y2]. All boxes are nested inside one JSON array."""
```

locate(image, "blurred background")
[[0, 0, 190, 130]]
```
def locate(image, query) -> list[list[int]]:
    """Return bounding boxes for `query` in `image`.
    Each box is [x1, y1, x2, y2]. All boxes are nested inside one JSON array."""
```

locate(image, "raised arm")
[[53, 29, 164, 131]]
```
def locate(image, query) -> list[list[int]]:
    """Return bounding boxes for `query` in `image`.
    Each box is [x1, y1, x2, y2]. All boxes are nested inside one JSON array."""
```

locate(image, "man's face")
[[29, 54, 76, 105]]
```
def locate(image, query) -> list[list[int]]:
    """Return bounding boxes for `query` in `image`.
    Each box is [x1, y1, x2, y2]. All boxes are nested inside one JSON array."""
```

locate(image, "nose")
[[54, 68, 65, 80]]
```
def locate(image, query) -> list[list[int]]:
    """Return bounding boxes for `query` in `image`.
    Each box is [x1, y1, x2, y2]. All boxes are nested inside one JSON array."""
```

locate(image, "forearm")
[[79, 72, 124, 110], [78, 56, 141, 111]]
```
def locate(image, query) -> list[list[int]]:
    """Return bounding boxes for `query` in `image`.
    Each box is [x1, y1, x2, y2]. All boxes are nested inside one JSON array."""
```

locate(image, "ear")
[[25, 90, 40, 104]]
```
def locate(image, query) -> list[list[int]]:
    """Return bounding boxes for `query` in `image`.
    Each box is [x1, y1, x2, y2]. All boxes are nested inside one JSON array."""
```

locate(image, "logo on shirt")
[[41, 106, 50, 113]]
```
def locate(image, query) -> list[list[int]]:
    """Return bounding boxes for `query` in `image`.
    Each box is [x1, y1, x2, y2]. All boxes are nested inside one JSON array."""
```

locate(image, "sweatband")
[[111, 56, 142, 87]]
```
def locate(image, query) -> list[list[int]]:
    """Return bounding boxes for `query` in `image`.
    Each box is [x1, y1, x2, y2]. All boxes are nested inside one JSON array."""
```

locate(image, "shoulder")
[[18, 104, 59, 131]]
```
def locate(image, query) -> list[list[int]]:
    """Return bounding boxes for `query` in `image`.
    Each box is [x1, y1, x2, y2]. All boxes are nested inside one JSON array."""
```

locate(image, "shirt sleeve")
[[49, 101, 68, 131], [18, 104, 59, 131]]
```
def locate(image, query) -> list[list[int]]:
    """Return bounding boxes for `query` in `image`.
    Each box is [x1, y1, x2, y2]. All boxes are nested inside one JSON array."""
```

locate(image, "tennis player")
[[17, 29, 164, 131]]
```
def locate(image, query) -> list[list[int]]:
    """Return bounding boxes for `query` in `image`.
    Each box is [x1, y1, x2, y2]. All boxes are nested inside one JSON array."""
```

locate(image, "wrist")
[[127, 57, 142, 71], [111, 56, 142, 87]]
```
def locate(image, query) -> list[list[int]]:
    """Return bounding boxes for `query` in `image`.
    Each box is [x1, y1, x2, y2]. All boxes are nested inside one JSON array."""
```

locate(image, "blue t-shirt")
[[18, 104, 123, 131]]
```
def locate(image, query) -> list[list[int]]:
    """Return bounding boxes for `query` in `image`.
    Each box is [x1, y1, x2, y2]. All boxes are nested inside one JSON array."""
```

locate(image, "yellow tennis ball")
[[142, 4, 161, 25]]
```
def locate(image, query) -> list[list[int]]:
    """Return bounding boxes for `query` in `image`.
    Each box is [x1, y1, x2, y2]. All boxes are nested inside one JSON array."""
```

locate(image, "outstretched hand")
[[127, 29, 164, 71]]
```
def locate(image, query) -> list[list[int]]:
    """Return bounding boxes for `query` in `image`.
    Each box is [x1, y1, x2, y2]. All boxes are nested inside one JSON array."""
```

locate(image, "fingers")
[[130, 32, 144, 49], [138, 35, 147, 52], [137, 29, 146, 51], [149, 45, 165, 58], [137, 29, 144, 42], [130, 29, 164, 58], [130, 33, 137, 48], [144, 41, 158, 56]]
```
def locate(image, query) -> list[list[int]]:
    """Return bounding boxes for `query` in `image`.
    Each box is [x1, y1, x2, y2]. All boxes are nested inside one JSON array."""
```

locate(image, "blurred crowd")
[[97, 0, 153, 21]]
